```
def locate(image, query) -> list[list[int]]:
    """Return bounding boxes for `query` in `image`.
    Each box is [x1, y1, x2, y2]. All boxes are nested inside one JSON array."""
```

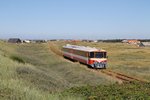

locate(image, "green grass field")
[[0, 40, 150, 100]]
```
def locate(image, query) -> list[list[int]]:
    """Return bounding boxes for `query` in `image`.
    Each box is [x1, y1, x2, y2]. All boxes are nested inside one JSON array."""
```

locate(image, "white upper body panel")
[[63, 44, 106, 52]]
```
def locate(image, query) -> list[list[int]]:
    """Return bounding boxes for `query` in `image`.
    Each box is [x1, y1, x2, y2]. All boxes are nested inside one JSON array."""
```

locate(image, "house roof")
[[8, 38, 21, 43], [127, 40, 140, 42]]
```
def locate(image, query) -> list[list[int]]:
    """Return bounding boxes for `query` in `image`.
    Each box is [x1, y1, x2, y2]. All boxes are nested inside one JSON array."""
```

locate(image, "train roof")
[[63, 44, 106, 52]]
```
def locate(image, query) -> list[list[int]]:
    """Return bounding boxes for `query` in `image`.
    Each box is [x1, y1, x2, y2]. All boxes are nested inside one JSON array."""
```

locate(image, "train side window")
[[89, 52, 94, 58]]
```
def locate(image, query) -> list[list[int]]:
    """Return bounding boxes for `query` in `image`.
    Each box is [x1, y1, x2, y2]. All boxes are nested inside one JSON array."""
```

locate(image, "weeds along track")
[[48, 42, 75, 64], [98, 69, 148, 83], [48, 42, 62, 56]]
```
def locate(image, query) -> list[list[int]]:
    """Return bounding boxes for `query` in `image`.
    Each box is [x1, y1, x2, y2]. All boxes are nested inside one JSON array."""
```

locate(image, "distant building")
[[128, 40, 141, 44], [137, 42, 145, 47], [82, 40, 93, 42], [142, 42, 150, 47], [23, 40, 31, 43], [122, 39, 141, 44], [34, 40, 47, 43], [8, 38, 22, 43], [93, 40, 98, 43], [122, 40, 128, 43]]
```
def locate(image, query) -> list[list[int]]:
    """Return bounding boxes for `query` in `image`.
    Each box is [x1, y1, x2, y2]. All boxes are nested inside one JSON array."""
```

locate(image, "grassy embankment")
[[0, 41, 109, 100], [0, 40, 150, 99], [0, 41, 70, 100]]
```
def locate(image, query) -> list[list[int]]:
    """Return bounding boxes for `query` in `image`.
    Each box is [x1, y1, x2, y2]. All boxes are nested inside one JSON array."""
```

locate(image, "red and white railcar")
[[62, 44, 107, 68]]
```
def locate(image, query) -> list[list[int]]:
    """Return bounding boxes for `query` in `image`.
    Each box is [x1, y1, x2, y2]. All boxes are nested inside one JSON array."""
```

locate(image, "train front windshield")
[[90, 52, 106, 58]]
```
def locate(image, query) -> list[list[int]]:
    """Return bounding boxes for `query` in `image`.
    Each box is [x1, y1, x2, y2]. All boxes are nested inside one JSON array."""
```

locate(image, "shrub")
[[62, 82, 150, 99], [16, 67, 32, 74], [10, 55, 25, 64]]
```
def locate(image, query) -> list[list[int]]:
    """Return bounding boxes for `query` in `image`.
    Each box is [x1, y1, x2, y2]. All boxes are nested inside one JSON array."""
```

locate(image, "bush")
[[62, 82, 150, 99], [10, 55, 25, 64], [16, 67, 32, 74]]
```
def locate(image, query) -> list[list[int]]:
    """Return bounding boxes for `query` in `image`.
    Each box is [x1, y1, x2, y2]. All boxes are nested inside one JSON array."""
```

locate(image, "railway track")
[[97, 69, 148, 83]]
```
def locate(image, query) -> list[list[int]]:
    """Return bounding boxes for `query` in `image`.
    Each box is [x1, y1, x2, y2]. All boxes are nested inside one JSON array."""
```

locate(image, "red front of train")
[[87, 51, 107, 68]]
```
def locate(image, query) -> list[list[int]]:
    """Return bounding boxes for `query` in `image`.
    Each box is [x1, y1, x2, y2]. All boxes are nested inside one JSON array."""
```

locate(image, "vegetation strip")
[[48, 42, 62, 56], [107, 70, 148, 82], [100, 69, 149, 83]]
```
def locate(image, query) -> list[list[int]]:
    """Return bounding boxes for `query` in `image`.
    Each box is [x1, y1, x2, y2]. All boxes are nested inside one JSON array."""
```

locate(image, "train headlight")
[[94, 62, 106, 68]]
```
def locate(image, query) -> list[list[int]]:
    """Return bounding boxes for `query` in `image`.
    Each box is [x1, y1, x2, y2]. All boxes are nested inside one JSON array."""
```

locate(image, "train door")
[[87, 52, 89, 64]]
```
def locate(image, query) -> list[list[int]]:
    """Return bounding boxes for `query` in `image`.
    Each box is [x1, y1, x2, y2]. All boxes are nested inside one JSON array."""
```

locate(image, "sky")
[[0, 0, 150, 39]]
